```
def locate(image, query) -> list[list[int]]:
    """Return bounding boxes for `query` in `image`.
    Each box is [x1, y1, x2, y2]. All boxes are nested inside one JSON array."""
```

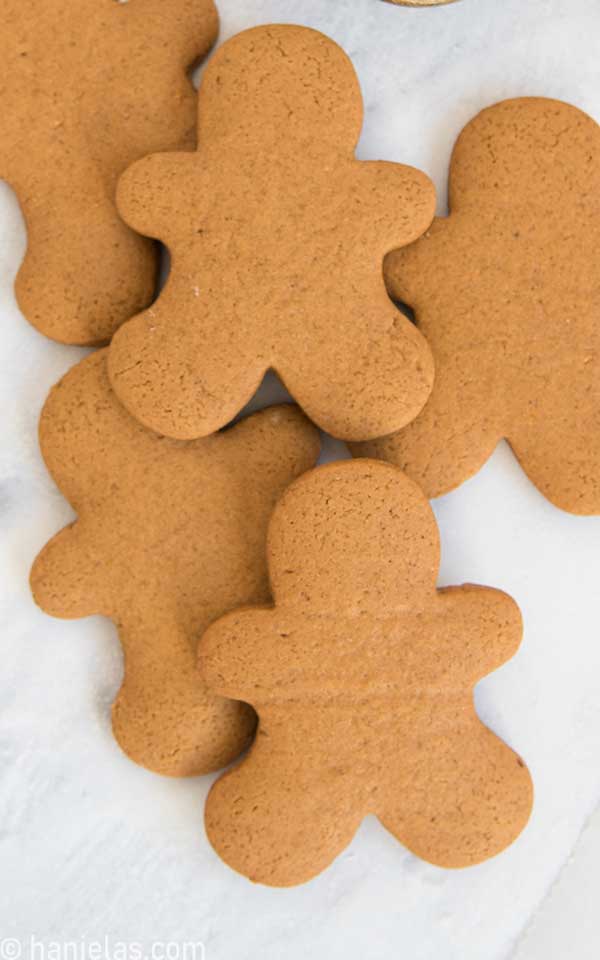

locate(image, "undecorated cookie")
[[200, 460, 533, 886], [357, 98, 600, 514], [383, 1, 459, 6], [107, 24, 436, 442], [30, 351, 320, 777], [1, 0, 218, 344]]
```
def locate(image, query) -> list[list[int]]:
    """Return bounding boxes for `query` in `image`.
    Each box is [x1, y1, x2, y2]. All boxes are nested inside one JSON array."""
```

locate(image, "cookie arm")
[[357, 161, 436, 252], [508, 410, 600, 515], [437, 584, 523, 681], [116, 152, 200, 241], [384, 216, 447, 305], [223, 404, 321, 486], [198, 607, 280, 702], [123, 0, 218, 66], [30, 522, 103, 619]]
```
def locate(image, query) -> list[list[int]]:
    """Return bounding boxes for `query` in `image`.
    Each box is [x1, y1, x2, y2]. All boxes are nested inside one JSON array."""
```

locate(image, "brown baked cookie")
[[107, 24, 436, 442], [356, 97, 600, 515], [30, 350, 320, 777], [1, 0, 218, 345], [383, 1, 459, 6], [200, 460, 533, 886]]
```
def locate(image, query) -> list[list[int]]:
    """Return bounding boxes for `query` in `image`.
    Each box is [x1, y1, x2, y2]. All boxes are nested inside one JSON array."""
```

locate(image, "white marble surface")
[[1, 0, 600, 957]]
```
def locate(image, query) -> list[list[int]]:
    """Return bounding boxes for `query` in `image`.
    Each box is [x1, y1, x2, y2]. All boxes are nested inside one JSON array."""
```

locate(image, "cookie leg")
[[508, 418, 600, 514], [205, 729, 363, 886], [379, 718, 533, 868], [278, 296, 434, 442], [14, 173, 155, 345], [108, 300, 265, 439], [352, 363, 502, 499], [112, 622, 256, 777]]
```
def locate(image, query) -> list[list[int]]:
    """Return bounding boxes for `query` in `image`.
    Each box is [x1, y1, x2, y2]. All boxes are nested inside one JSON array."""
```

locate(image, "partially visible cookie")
[[107, 24, 435, 442], [1, 0, 218, 344], [383, 1, 459, 6], [30, 351, 320, 777], [200, 460, 533, 886], [356, 97, 600, 515]]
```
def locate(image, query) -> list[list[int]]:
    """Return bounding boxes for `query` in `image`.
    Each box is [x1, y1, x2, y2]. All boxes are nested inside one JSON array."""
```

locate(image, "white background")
[[1, 0, 600, 957]]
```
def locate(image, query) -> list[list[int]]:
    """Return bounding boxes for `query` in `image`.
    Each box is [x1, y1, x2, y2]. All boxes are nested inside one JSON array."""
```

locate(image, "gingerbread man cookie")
[[30, 351, 320, 777], [200, 460, 533, 886], [107, 25, 436, 442], [357, 98, 600, 515], [1, 0, 218, 344]]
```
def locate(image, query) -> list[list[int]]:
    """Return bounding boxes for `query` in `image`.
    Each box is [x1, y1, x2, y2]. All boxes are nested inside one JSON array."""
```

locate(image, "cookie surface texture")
[[107, 24, 436, 442], [30, 351, 320, 777], [1, 0, 218, 344], [200, 459, 533, 886], [357, 98, 600, 514]]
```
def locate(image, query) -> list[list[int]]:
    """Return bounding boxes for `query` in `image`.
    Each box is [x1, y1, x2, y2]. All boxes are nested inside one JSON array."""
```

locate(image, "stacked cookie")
[[6, 3, 598, 886]]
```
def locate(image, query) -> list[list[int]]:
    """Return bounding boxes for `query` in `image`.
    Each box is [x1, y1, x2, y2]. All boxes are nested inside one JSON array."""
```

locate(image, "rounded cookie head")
[[268, 460, 440, 613], [197, 25, 363, 150], [449, 97, 600, 209]]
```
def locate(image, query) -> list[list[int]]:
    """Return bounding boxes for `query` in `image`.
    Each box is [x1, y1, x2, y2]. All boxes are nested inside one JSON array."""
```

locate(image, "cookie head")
[[198, 25, 363, 148], [450, 97, 600, 208], [35, 349, 159, 511], [268, 460, 440, 613]]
